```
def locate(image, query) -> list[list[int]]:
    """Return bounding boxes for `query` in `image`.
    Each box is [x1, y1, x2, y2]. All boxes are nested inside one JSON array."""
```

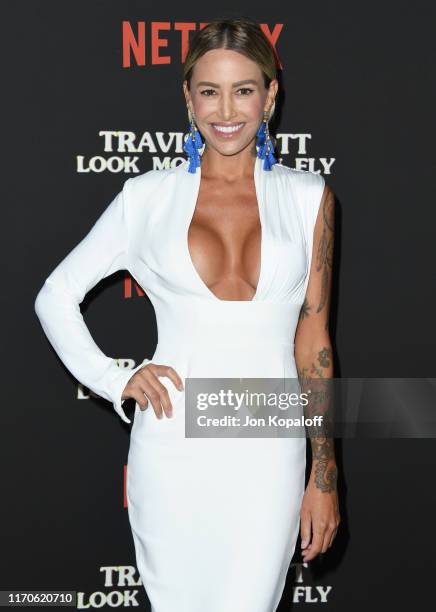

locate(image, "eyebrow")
[[196, 79, 259, 88]]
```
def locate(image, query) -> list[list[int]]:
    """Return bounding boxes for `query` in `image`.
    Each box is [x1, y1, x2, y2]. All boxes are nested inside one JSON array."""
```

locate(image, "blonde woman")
[[35, 17, 340, 612]]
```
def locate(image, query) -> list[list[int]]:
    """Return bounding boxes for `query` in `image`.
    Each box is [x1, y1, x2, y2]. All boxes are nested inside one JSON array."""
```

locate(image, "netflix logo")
[[121, 21, 284, 68]]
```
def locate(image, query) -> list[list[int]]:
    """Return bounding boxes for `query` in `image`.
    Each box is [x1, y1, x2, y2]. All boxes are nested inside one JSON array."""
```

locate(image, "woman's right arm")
[[34, 180, 148, 424]]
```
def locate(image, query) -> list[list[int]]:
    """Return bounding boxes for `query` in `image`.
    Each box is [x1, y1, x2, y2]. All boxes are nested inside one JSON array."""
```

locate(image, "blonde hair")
[[182, 17, 279, 119]]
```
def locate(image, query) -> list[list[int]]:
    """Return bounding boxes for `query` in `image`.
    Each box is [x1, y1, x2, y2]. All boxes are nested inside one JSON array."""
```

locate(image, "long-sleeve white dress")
[[34, 155, 325, 612]]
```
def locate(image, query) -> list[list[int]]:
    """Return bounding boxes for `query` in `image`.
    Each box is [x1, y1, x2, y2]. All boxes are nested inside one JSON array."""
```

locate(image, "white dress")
[[34, 156, 325, 612]]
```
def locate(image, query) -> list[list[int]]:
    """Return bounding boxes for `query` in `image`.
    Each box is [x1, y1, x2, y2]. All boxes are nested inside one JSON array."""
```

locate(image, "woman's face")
[[183, 48, 278, 158]]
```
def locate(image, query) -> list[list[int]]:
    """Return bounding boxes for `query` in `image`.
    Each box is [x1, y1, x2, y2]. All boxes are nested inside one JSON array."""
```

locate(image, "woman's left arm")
[[294, 181, 341, 562]]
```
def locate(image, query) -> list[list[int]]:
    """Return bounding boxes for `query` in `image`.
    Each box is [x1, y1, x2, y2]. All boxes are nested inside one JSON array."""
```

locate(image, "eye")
[[236, 88, 254, 95], [200, 89, 216, 96]]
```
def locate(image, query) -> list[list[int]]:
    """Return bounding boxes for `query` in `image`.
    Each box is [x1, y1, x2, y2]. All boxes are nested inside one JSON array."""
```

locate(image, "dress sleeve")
[[301, 171, 326, 299], [34, 180, 149, 424]]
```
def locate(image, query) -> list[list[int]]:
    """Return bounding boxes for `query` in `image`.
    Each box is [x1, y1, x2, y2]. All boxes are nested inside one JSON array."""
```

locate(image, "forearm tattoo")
[[312, 441, 338, 492], [297, 346, 332, 380], [298, 346, 337, 493]]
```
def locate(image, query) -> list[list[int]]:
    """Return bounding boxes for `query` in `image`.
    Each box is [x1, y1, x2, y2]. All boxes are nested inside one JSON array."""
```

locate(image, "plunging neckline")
[[184, 155, 265, 303]]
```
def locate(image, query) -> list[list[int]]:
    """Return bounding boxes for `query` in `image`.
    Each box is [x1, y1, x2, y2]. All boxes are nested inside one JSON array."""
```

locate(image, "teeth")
[[213, 123, 243, 133]]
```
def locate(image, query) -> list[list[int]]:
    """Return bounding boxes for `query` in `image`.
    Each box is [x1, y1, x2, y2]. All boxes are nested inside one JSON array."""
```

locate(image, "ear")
[[182, 80, 192, 110], [265, 78, 279, 113]]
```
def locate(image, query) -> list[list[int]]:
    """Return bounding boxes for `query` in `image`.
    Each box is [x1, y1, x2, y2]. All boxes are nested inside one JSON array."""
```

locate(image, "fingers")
[[140, 366, 173, 419], [326, 513, 340, 548], [322, 507, 340, 551], [300, 511, 312, 555], [302, 524, 324, 562], [130, 363, 184, 420], [326, 526, 338, 549], [162, 366, 184, 392], [301, 516, 340, 562]]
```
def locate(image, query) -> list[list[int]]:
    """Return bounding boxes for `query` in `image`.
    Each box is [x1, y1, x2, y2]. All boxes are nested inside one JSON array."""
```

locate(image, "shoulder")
[[120, 162, 187, 222], [272, 161, 326, 196], [272, 162, 331, 230], [123, 163, 181, 200]]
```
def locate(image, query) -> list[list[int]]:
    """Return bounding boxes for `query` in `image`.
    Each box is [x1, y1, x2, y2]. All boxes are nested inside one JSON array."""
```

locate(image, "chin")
[[207, 137, 255, 157]]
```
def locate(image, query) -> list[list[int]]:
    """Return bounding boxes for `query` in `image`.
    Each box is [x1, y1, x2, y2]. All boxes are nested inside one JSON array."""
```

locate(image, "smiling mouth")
[[211, 123, 245, 136]]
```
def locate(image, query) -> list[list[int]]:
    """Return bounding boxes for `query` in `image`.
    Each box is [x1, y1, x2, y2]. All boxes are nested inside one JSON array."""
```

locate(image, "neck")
[[199, 144, 257, 181]]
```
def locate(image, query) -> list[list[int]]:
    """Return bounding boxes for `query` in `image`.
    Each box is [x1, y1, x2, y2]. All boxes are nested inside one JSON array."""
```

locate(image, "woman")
[[34, 17, 340, 612]]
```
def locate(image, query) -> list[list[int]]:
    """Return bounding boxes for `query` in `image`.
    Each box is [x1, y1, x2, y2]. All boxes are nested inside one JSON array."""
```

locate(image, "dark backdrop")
[[3, 1, 435, 609]]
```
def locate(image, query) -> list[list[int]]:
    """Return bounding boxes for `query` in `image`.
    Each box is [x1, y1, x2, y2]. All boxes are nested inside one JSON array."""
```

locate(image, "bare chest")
[[187, 179, 262, 301]]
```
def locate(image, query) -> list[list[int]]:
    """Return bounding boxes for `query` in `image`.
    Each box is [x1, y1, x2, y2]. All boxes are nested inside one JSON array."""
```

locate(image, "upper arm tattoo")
[[315, 185, 335, 315], [298, 297, 311, 321]]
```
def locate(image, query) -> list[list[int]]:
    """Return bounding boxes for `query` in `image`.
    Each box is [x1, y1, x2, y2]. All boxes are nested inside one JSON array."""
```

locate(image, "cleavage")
[[188, 182, 262, 301]]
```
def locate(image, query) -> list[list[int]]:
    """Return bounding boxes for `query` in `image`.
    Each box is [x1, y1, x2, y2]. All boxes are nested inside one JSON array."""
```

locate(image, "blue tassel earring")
[[256, 109, 277, 171], [183, 107, 204, 173]]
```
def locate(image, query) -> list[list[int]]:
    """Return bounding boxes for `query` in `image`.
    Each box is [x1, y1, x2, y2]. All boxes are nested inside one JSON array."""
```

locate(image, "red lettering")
[[260, 24, 284, 69], [122, 21, 145, 68], [151, 22, 171, 65], [121, 22, 284, 69], [124, 276, 145, 299], [174, 22, 197, 63]]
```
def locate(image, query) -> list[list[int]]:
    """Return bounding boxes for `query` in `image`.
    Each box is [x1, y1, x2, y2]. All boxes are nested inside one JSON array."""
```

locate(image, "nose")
[[218, 92, 237, 120]]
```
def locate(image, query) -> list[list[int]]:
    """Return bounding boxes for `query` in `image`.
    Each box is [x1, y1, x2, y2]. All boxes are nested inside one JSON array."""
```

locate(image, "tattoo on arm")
[[298, 346, 332, 379], [298, 297, 311, 321], [312, 441, 338, 492], [296, 188, 337, 492], [315, 187, 335, 314], [298, 345, 337, 492]]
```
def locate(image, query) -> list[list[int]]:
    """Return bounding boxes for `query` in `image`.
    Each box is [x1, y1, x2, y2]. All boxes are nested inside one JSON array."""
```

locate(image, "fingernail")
[[301, 540, 308, 548]]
